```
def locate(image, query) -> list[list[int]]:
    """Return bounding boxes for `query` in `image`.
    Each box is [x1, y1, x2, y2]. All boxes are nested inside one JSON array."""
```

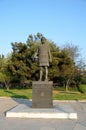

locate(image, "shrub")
[[81, 74, 86, 84], [79, 84, 86, 93]]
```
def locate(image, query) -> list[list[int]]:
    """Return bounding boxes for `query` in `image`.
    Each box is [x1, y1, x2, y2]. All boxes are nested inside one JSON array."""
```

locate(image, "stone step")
[[6, 104, 77, 119]]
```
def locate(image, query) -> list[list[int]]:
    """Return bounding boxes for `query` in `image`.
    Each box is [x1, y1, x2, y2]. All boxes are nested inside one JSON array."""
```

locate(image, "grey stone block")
[[32, 81, 53, 108]]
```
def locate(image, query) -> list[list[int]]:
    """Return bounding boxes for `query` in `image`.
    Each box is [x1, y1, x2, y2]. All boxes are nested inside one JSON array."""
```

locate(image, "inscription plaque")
[[32, 81, 53, 108]]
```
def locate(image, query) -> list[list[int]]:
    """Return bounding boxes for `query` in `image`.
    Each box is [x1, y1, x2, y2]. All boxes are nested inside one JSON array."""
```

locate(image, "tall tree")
[[57, 50, 74, 91], [0, 55, 11, 89], [8, 33, 75, 90], [63, 43, 80, 62], [8, 42, 32, 86]]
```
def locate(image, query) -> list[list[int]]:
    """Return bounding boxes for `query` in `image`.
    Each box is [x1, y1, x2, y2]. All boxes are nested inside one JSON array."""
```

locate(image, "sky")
[[0, 0, 86, 61]]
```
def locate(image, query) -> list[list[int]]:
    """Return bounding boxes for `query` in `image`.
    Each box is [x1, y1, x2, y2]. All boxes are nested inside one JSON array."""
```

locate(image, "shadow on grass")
[[4, 89, 28, 99], [58, 91, 80, 94]]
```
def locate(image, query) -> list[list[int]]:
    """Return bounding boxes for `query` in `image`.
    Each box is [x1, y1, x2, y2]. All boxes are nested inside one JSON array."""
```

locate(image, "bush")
[[81, 74, 86, 84], [79, 84, 86, 93]]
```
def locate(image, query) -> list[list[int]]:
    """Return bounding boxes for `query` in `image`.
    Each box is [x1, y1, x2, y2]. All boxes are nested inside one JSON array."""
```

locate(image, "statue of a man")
[[34, 37, 52, 81]]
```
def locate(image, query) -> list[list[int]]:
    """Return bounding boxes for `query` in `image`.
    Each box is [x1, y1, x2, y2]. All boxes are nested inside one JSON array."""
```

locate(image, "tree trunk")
[[4, 81, 10, 90], [65, 79, 70, 91]]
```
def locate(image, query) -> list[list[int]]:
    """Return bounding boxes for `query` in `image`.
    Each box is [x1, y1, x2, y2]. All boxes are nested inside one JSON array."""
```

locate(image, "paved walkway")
[[0, 97, 86, 130]]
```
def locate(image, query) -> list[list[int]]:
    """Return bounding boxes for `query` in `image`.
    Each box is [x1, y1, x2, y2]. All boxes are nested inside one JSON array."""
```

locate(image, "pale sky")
[[0, 0, 86, 61]]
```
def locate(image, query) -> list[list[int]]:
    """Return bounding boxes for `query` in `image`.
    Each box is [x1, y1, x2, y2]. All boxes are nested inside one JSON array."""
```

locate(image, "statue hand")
[[49, 59, 52, 63]]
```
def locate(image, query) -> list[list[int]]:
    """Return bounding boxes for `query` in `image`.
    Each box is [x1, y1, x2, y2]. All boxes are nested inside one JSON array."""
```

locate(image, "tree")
[[57, 49, 74, 91], [74, 59, 86, 86], [7, 33, 75, 90], [62, 43, 85, 90], [0, 55, 12, 89], [63, 43, 80, 62], [0, 72, 11, 90], [8, 42, 32, 87]]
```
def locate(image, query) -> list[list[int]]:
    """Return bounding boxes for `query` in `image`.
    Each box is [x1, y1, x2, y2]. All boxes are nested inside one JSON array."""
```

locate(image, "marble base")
[[6, 104, 77, 119]]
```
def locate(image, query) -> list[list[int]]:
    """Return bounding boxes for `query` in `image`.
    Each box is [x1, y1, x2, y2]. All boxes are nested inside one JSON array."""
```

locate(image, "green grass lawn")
[[0, 89, 32, 99], [53, 90, 86, 100], [0, 88, 86, 100]]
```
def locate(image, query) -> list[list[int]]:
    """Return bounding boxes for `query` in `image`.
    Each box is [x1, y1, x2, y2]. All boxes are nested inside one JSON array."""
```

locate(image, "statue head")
[[41, 37, 46, 44]]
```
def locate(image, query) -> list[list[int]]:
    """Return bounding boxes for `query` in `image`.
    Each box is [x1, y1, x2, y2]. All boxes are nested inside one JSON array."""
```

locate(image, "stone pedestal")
[[32, 81, 53, 108]]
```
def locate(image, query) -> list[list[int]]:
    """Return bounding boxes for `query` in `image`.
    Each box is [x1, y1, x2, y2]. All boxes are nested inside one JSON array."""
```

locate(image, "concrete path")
[[0, 97, 86, 130]]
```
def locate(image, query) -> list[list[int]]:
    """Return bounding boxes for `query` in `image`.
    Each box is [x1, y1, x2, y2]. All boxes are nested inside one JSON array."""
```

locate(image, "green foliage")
[[0, 55, 12, 89], [0, 72, 11, 89], [0, 33, 85, 91], [81, 73, 86, 84], [8, 42, 32, 85], [79, 84, 86, 93], [55, 50, 74, 91], [8, 33, 75, 89]]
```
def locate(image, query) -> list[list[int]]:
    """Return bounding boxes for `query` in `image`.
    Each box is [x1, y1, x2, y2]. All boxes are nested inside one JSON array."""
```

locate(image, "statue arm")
[[33, 48, 38, 61]]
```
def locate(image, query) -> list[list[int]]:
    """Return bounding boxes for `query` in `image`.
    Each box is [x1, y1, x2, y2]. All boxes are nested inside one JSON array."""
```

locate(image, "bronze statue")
[[34, 37, 52, 81]]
